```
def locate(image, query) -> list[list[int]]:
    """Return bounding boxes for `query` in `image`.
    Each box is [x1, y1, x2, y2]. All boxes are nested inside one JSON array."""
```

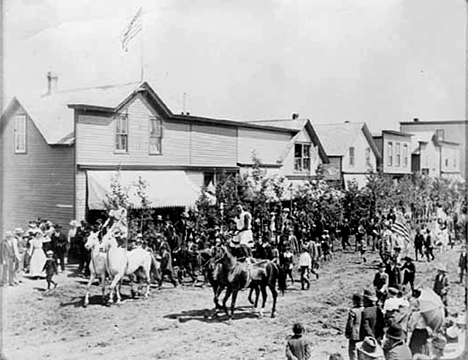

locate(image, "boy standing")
[[285, 323, 311, 360], [42, 250, 58, 290], [345, 293, 364, 360]]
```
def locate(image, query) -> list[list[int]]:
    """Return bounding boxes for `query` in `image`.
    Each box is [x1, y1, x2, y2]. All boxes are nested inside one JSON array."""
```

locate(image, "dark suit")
[[360, 305, 384, 341], [51, 232, 68, 271]]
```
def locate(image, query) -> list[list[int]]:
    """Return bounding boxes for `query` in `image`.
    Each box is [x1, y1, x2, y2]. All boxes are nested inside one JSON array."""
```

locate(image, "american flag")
[[121, 7, 143, 51], [391, 212, 411, 243]]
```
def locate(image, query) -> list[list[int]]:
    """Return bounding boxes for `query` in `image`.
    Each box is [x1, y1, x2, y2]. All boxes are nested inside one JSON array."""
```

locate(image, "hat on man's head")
[[46, 250, 54, 256], [363, 289, 377, 302], [356, 337, 384, 358], [386, 323, 406, 341], [14, 228, 24, 234], [70, 220, 78, 227], [388, 287, 399, 296], [283, 208, 290, 212], [156, 215, 163, 221], [54, 224, 62, 229]]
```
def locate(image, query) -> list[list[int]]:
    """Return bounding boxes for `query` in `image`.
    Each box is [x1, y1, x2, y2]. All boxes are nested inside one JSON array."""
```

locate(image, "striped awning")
[[87, 170, 200, 210]]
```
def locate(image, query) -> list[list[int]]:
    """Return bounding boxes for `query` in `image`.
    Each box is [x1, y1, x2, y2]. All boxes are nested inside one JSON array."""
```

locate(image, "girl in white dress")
[[29, 231, 47, 278]]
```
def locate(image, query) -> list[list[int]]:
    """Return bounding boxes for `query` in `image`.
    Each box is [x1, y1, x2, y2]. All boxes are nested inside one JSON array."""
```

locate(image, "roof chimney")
[[46, 72, 58, 95], [413, 118, 419, 122], [344, 120, 350, 123], [292, 113, 299, 120]]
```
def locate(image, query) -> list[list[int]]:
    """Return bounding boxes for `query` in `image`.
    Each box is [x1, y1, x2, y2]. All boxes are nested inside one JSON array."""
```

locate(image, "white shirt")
[[299, 252, 311, 267]]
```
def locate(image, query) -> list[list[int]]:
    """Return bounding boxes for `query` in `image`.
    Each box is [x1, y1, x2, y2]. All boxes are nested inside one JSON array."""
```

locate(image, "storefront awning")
[[87, 170, 201, 210]]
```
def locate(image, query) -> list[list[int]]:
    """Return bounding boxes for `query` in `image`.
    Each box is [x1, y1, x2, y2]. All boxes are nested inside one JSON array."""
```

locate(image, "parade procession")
[[1, 1, 467, 360]]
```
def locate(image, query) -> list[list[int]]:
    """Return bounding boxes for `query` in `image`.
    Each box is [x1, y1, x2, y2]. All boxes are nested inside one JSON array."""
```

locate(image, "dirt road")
[[2, 246, 465, 360]]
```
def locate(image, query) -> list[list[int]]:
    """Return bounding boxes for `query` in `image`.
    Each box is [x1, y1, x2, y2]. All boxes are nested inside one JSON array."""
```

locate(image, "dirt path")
[[2, 246, 465, 360]]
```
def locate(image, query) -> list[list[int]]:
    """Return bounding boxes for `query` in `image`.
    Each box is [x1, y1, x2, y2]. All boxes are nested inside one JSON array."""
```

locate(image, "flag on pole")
[[121, 7, 143, 51], [392, 212, 411, 243]]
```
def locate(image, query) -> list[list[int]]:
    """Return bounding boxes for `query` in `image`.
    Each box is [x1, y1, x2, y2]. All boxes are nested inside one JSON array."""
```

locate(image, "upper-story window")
[[294, 143, 311, 172], [365, 147, 371, 167], [445, 158, 449, 167], [14, 115, 27, 154], [436, 129, 445, 141], [396, 142, 401, 167], [387, 142, 393, 166], [349, 147, 355, 167], [115, 114, 128, 152], [403, 144, 408, 167], [149, 117, 163, 155]]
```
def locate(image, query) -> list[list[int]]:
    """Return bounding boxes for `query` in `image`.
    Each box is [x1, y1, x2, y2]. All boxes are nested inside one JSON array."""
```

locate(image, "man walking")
[[341, 219, 351, 251], [424, 228, 435, 262], [51, 224, 68, 272], [413, 227, 424, 261], [459, 246, 467, 284]]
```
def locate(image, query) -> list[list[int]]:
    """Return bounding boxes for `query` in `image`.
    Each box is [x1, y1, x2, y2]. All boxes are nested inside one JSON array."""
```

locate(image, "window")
[[149, 117, 163, 154], [403, 144, 408, 167], [396, 142, 401, 167], [365, 147, 371, 167], [204, 172, 215, 187], [436, 129, 445, 141], [294, 143, 311, 172], [387, 142, 393, 166], [115, 114, 128, 152], [445, 158, 449, 167], [349, 147, 355, 167], [14, 115, 27, 153]]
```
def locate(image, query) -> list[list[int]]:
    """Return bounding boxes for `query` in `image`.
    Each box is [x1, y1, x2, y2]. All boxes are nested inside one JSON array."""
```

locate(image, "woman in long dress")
[[29, 231, 46, 278]]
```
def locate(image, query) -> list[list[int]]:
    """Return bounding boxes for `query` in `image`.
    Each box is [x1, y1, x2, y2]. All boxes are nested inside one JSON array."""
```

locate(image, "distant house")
[[372, 130, 412, 177], [1, 80, 328, 235], [313, 122, 381, 188], [410, 131, 461, 179], [400, 119, 466, 178]]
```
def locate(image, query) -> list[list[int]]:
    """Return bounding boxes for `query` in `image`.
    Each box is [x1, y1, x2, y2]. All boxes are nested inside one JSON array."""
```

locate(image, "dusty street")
[[2, 246, 465, 360]]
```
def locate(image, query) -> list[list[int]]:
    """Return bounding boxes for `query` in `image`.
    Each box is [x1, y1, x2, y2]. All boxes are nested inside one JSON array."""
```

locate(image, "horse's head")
[[85, 232, 100, 251], [101, 232, 118, 251]]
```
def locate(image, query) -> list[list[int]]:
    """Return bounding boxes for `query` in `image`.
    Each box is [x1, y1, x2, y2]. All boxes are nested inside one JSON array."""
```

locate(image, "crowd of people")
[[2, 203, 466, 360]]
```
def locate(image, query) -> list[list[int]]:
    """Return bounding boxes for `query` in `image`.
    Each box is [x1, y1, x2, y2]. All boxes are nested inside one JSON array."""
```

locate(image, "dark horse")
[[209, 245, 283, 319]]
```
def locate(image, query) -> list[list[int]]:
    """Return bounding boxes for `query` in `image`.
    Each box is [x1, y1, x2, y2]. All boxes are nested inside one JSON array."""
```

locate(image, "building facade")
[[372, 130, 412, 177]]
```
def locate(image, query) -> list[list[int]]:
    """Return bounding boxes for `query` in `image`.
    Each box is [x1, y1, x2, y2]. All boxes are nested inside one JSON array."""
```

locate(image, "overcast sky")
[[4, 0, 466, 132]]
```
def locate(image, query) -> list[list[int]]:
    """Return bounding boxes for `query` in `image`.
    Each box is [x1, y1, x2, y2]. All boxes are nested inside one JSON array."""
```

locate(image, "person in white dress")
[[29, 231, 47, 278], [233, 204, 253, 248]]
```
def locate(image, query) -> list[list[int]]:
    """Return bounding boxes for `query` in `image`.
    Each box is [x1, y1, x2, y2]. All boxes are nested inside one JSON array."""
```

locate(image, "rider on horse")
[[229, 204, 254, 260]]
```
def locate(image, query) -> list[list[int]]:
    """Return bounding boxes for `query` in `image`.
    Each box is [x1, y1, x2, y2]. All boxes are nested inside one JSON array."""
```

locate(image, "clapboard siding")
[[237, 128, 290, 164], [76, 94, 191, 166], [190, 125, 237, 166], [75, 170, 87, 222], [1, 104, 75, 233]]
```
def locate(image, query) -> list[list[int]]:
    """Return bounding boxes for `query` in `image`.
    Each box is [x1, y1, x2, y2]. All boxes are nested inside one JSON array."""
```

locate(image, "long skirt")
[[29, 248, 46, 277]]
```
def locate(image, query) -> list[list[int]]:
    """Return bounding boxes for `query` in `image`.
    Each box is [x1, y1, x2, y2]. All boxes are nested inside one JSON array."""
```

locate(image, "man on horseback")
[[229, 204, 254, 260]]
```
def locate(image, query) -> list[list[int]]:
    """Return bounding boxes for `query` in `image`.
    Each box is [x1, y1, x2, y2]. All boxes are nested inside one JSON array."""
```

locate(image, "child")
[[345, 294, 364, 360], [299, 248, 311, 290], [322, 230, 332, 261], [285, 323, 311, 360], [42, 250, 58, 290]]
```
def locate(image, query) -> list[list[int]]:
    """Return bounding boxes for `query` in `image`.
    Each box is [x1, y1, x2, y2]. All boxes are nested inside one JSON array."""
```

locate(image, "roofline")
[[440, 140, 460, 146], [400, 120, 468, 125], [361, 123, 382, 160], [304, 120, 329, 163], [382, 130, 413, 137], [237, 162, 282, 168]]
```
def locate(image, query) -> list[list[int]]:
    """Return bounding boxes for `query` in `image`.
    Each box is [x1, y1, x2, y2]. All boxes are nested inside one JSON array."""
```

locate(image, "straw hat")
[[356, 337, 384, 358], [46, 250, 54, 256], [14, 228, 24, 235]]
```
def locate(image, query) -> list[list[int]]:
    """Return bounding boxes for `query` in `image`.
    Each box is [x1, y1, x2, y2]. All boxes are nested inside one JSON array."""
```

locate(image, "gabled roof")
[[313, 122, 381, 160], [245, 119, 329, 163], [2, 82, 300, 145]]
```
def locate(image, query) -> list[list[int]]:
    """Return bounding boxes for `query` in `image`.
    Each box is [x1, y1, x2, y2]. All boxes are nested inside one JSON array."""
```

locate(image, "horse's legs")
[[108, 275, 121, 304], [269, 284, 278, 318], [248, 287, 255, 305], [223, 287, 232, 313], [83, 271, 95, 307], [116, 278, 122, 303], [144, 269, 151, 299], [229, 290, 238, 320], [259, 285, 268, 318], [100, 271, 106, 305]]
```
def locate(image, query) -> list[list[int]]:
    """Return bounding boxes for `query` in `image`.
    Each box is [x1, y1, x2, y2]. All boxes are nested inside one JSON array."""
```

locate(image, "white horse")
[[83, 232, 108, 307], [101, 233, 154, 304]]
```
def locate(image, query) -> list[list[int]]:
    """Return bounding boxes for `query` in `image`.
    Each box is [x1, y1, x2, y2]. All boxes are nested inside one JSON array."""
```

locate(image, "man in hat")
[[400, 256, 416, 291], [433, 264, 449, 307], [13, 228, 25, 283], [414, 227, 425, 262], [345, 294, 364, 360], [424, 228, 435, 262], [382, 323, 411, 360], [373, 263, 389, 305], [2, 232, 19, 286], [158, 242, 177, 288], [285, 322, 311, 360], [458, 246, 466, 284], [51, 224, 68, 272], [360, 289, 384, 342], [356, 337, 384, 360]]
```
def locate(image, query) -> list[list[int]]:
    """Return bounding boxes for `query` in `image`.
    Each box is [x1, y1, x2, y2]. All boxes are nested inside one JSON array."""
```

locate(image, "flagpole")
[[140, 8, 144, 82]]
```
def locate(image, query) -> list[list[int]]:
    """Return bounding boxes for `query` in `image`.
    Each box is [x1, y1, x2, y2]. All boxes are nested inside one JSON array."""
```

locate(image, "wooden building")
[[372, 130, 413, 177]]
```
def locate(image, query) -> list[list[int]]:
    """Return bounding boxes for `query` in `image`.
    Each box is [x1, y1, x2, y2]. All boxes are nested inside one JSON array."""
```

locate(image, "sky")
[[3, 0, 466, 133]]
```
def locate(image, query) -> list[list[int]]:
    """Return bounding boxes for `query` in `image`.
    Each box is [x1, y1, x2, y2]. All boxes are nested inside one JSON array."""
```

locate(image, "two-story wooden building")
[[372, 130, 413, 178], [1, 81, 328, 235], [313, 122, 381, 188]]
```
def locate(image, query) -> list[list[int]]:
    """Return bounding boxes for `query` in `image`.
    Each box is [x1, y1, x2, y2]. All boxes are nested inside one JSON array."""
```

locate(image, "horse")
[[210, 245, 282, 319], [173, 245, 198, 284], [83, 231, 108, 307], [100, 233, 155, 304]]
